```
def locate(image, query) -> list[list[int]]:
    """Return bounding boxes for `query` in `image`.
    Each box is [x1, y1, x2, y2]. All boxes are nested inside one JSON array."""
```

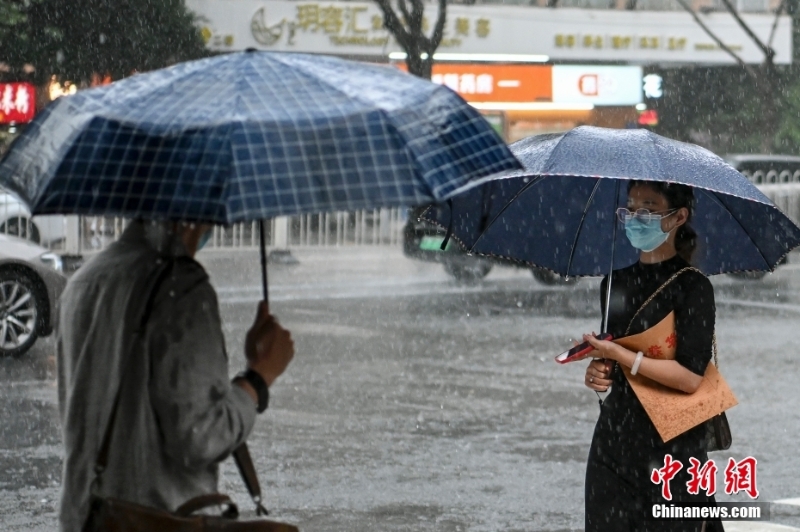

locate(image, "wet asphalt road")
[[3, 247, 800, 531]]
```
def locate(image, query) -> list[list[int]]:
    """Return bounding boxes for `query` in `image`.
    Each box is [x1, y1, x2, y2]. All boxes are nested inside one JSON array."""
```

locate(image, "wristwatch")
[[235, 369, 269, 413]]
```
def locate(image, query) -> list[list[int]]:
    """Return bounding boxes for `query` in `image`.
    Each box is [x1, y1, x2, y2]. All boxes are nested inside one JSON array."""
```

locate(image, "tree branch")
[[675, 0, 758, 78], [768, 0, 785, 50], [408, 0, 425, 33], [428, 0, 447, 52], [718, 0, 775, 61], [374, 0, 412, 50], [397, 0, 412, 28]]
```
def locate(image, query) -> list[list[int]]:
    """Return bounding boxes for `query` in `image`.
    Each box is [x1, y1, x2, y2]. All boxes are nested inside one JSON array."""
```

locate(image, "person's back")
[[57, 220, 293, 531]]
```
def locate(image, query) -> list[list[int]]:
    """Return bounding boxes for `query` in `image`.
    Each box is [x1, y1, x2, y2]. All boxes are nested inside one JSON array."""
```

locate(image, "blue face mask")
[[196, 229, 212, 251], [624, 217, 669, 252]]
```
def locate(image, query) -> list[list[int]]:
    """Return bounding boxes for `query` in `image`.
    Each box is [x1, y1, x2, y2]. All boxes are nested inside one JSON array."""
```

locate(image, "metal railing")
[[3, 185, 800, 255], [757, 183, 800, 227], [206, 208, 407, 250], [7, 208, 408, 255], [0, 199, 68, 251]]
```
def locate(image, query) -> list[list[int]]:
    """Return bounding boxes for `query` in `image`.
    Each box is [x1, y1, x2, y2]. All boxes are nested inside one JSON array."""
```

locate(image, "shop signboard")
[[398, 64, 640, 106], [186, 0, 792, 65], [397, 64, 552, 103], [552, 65, 643, 105], [0, 83, 35, 124]]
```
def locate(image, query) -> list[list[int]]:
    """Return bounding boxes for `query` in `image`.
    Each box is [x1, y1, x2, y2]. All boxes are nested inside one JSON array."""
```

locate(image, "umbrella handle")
[[260, 220, 269, 303]]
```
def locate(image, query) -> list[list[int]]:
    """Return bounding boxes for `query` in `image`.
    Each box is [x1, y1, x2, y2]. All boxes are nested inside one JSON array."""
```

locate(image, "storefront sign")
[[399, 64, 640, 106], [0, 83, 35, 124], [398, 64, 552, 103], [552, 66, 642, 105], [186, 0, 792, 65]]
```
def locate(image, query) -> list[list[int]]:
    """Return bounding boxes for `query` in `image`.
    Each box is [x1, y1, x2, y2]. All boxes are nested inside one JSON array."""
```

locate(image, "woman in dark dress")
[[579, 180, 721, 532]]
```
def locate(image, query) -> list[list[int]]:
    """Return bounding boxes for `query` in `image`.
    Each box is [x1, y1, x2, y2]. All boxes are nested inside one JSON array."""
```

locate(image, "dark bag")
[[84, 493, 298, 532], [82, 261, 298, 532], [704, 328, 733, 452], [705, 412, 732, 452]]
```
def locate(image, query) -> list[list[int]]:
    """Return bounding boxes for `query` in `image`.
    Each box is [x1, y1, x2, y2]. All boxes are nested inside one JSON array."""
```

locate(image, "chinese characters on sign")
[[249, 3, 490, 49], [0, 83, 35, 124], [432, 73, 494, 95], [404, 64, 642, 106], [396, 64, 553, 104], [652, 455, 760, 500], [555, 33, 687, 51]]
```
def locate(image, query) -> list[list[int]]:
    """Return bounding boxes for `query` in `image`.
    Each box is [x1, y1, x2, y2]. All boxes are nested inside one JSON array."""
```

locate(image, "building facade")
[[186, 0, 791, 138]]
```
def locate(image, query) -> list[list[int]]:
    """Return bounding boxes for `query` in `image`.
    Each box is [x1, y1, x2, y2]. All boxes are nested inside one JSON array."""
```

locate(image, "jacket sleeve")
[[147, 275, 256, 470]]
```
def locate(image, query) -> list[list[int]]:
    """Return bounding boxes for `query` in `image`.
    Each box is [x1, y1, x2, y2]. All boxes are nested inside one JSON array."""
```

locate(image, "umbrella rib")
[[468, 175, 546, 252], [705, 190, 772, 270], [565, 179, 603, 277], [647, 130, 667, 182], [539, 128, 574, 176]]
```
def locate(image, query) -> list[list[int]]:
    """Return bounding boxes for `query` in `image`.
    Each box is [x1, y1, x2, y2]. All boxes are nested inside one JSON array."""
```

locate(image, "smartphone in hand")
[[555, 333, 613, 364]]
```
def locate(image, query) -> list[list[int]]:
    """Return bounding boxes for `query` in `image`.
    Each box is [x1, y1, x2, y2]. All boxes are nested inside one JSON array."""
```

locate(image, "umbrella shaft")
[[260, 220, 269, 302]]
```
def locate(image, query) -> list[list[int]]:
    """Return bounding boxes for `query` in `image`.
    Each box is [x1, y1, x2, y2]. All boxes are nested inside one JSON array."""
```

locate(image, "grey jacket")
[[56, 221, 256, 532]]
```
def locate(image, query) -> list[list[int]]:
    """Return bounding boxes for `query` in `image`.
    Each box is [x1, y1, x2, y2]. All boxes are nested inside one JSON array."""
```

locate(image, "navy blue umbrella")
[[0, 50, 520, 298], [424, 126, 800, 279], [0, 51, 518, 221]]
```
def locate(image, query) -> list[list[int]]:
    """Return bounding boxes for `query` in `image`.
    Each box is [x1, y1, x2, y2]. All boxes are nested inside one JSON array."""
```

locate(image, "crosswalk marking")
[[723, 523, 800, 531], [775, 498, 800, 506]]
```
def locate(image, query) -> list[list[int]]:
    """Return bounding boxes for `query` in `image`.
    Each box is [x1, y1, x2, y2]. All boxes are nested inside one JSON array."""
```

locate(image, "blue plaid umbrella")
[[425, 126, 800, 278], [0, 50, 520, 298], [0, 50, 519, 222]]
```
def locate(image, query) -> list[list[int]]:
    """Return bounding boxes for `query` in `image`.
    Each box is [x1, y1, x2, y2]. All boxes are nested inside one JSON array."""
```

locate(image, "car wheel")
[[531, 268, 578, 286], [0, 268, 42, 357], [0, 218, 41, 244], [444, 261, 493, 284]]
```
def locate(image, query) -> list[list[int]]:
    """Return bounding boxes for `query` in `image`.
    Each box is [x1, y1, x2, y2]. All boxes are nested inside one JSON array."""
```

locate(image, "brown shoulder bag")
[[614, 267, 735, 449]]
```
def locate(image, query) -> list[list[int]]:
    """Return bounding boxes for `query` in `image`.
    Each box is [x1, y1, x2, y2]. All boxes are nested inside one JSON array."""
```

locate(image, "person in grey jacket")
[[56, 219, 294, 531]]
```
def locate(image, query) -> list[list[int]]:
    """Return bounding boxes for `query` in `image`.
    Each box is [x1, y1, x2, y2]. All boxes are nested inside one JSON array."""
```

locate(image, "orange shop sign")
[[396, 64, 552, 103]]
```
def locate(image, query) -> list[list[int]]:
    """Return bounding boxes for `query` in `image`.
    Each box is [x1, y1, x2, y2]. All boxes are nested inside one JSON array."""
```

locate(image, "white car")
[[0, 187, 66, 246], [0, 232, 67, 357]]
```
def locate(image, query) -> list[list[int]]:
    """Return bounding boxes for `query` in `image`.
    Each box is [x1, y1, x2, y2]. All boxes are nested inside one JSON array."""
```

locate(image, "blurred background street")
[[3, 247, 800, 531]]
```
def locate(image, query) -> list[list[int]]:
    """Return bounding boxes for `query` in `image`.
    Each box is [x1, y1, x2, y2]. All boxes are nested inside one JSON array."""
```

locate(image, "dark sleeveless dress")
[[585, 256, 722, 532]]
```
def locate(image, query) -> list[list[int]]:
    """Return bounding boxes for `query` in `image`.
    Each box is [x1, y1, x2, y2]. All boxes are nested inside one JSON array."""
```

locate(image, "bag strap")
[[92, 260, 270, 515], [174, 493, 238, 518], [624, 266, 718, 367], [233, 444, 269, 516], [94, 261, 174, 480]]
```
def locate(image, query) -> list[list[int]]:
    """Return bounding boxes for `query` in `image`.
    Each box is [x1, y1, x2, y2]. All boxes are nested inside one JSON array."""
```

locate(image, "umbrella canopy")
[[424, 126, 800, 277], [0, 50, 520, 223]]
